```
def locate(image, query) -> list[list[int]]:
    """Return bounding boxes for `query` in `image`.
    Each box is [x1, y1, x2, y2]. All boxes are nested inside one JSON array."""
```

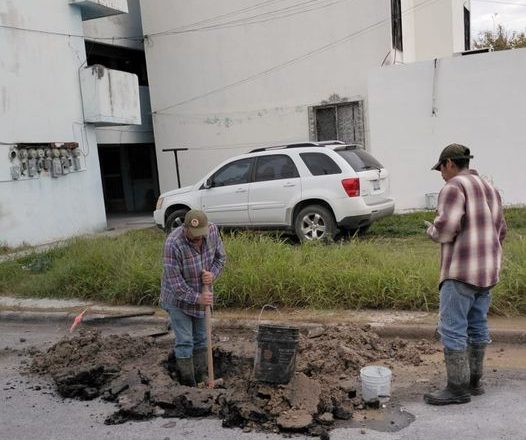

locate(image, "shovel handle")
[[203, 285, 214, 383]]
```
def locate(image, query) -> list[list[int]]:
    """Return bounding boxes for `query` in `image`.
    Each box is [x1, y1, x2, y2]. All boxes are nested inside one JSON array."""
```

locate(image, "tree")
[[474, 25, 526, 51]]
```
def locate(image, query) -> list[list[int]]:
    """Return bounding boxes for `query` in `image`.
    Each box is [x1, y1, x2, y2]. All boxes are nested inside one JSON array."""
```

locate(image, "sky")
[[471, 0, 526, 36]]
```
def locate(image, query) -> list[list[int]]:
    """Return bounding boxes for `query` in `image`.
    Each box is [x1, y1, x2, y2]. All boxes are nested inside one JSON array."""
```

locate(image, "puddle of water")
[[343, 403, 415, 432]]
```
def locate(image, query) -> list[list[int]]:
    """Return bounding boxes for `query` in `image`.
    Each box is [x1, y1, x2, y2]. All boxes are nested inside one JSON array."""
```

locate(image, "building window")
[[311, 101, 365, 146], [464, 7, 471, 51], [391, 0, 403, 52]]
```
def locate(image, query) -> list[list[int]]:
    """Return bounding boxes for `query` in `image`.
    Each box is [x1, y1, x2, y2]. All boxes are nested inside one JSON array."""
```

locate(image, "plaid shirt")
[[160, 223, 226, 318], [427, 169, 507, 288]]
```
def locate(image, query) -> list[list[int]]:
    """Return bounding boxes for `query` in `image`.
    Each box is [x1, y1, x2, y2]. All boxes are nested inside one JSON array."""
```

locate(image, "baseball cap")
[[184, 209, 209, 237], [431, 143, 474, 171]]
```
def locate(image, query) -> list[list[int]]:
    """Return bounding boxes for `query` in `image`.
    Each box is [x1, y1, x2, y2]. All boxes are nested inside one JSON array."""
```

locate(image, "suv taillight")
[[341, 178, 360, 197]]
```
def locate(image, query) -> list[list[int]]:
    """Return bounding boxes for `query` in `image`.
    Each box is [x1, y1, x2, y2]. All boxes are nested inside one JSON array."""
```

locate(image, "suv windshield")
[[335, 148, 384, 171]]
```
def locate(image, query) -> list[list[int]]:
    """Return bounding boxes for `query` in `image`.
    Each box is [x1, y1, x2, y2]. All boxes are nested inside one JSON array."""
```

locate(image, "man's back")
[[429, 169, 507, 288]]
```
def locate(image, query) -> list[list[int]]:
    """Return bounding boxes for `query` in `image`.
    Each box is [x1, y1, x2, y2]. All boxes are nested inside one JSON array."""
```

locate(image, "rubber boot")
[[166, 350, 177, 376], [423, 349, 471, 405], [468, 343, 486, 396], [176, 357, 196, 387], [193, 348, 209, 385]]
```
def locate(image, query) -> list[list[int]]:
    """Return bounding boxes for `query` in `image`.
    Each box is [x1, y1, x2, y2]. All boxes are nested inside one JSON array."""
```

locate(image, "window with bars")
[[310, 101, 365, 146]]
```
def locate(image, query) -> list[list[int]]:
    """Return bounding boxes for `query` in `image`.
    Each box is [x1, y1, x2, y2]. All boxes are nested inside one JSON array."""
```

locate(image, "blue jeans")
[[438, 280, 492, 351], [161, 303, 207, 358]]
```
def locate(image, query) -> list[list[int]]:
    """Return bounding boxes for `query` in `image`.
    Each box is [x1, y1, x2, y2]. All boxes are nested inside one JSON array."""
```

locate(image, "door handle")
[[283, 183, 295, 188], [235, 188, 247, 193]]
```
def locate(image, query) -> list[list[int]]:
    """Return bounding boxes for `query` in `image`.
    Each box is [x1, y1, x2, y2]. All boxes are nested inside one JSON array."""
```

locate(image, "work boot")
[[165, 349, 178, 377], [193, 348, 209, 384], [468, 343, 486, 396], [176, 357, 196, 387], [423, 349, 471, 405]]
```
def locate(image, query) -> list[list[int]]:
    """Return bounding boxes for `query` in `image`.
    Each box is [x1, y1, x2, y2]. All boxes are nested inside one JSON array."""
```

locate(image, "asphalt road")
[[1, 320, 526, 440]]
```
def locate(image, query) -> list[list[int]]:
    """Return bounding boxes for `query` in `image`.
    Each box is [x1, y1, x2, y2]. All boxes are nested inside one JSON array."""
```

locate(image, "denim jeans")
[[438, 280, 492, 351], [161, 302, 207, 358]]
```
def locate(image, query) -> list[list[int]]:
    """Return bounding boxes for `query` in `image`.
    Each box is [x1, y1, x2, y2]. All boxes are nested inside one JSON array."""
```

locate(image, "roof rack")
[[314, 140, 345, 145], [249, 142, 320, 153], [248, 140, 344, 153], [333, 143, 365, 151]]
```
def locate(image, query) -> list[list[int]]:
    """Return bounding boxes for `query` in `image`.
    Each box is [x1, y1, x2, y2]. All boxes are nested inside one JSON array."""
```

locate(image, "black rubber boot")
[[176, 357, 196, 387], [165, 349, 178, 376], [468, 343, 486, 396], [193, 348, 209, 384], [424, 349, 471, 405]]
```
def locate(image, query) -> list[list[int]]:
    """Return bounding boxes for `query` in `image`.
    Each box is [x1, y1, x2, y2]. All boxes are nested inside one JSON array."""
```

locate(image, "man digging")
[[160, 209, 226, 386], [423, 144, 507, 405]]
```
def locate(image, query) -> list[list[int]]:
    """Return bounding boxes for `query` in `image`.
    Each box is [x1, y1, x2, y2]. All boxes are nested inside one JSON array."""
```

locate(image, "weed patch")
[[0, 209, 525, 315]]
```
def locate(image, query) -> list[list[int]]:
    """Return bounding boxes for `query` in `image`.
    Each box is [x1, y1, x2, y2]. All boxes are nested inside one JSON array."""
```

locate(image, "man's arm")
[[162, 238, 200, 304], [427, 183, 465, 243]]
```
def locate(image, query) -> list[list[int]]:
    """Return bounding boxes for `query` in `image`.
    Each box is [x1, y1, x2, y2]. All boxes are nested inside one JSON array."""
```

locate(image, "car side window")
[[211, 158, 253, 187], [300, 152, 342, 176], [254, 155, 299, 182]]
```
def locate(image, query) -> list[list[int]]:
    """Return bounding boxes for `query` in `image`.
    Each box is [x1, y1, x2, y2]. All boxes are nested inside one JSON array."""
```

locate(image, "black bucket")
[[254, 324, 299, 384]]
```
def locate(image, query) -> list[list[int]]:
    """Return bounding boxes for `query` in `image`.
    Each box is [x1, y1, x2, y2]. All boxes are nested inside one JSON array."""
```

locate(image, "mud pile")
[[29, 323, 437, 436]]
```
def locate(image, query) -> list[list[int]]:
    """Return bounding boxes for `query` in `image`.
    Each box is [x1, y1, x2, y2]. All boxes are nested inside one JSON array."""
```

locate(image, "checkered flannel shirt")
[[160, 223, 226, 318], [426, 169, 507, 288]]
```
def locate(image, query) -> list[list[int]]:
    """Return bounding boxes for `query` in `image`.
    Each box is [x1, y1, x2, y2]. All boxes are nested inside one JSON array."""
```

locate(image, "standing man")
[[423, 144, 507, 405], [160, 209, 226, 387]]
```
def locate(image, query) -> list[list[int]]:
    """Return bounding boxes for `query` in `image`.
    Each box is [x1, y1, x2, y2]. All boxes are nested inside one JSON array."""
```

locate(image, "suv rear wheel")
[[165, 209, 189, 234], [294, 205, 336, 241]]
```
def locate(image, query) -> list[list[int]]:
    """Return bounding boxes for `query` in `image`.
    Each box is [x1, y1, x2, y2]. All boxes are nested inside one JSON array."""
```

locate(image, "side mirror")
[[204, 178, 213, 189]]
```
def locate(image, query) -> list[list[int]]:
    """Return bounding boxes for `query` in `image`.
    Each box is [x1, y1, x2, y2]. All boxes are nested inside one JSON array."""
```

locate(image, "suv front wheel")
[[165, 209, 189, 234], [294, 205, 336, 241]]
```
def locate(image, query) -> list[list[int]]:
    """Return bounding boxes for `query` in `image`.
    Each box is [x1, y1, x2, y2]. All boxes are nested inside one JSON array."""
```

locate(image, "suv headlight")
[[156, 196, 164, 210]]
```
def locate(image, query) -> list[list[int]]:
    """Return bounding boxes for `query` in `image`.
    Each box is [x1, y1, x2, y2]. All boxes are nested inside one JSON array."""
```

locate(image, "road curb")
[[370, 324, 526, 344], [0, 311, 164, 327], [2, 310, 525, 344]]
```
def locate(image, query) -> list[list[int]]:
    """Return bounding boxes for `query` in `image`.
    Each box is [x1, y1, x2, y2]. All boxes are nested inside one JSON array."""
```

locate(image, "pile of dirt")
[[28, 323, 438, 437]]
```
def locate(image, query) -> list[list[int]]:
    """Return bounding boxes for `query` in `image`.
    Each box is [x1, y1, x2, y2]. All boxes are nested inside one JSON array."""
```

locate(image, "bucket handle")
[[257, 304, 282, 324]]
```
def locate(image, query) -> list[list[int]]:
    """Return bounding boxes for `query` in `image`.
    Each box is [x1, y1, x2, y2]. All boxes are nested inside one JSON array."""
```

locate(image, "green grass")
[[366, 210, 436, 237], [0, 208, 525, 315], [0, 230, 163, 306]]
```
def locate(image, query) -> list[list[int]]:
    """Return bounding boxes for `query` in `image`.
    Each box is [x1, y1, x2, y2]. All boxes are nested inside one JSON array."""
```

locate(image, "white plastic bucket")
[[360, 365, 392, 403], [425, 192, 438, 210]]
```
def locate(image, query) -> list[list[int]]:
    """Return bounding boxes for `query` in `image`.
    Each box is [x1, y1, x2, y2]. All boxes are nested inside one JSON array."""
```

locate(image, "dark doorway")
[[98, 144, 159, 213]]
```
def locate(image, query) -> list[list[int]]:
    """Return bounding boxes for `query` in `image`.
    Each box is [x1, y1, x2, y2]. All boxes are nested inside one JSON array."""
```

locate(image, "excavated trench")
[[28, 323, 438, 437]]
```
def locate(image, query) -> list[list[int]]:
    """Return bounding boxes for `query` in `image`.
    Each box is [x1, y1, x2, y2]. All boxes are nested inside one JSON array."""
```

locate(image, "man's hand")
[[202, 270, 214, 285], [424, 220, 433, 229], [197, 290, 213, 305]]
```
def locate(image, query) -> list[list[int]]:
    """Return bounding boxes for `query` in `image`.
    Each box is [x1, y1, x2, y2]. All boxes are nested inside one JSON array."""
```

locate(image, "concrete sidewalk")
[[1, 295, 525, 343]]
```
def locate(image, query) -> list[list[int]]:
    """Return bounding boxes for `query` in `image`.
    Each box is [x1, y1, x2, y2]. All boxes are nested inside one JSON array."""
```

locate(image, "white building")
[[368, 47, 526, 210], [140, 0, 471, 193], [0, 0, 157, 247], [3, 1, 522, 247]]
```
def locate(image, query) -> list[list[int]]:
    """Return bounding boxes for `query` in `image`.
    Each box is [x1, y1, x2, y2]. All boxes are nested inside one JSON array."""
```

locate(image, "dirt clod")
[[28, 323, 437, 436]]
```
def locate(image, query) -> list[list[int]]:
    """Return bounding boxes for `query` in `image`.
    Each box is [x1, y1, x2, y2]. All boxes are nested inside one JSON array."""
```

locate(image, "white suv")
[[154, 141, 394, 241]]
